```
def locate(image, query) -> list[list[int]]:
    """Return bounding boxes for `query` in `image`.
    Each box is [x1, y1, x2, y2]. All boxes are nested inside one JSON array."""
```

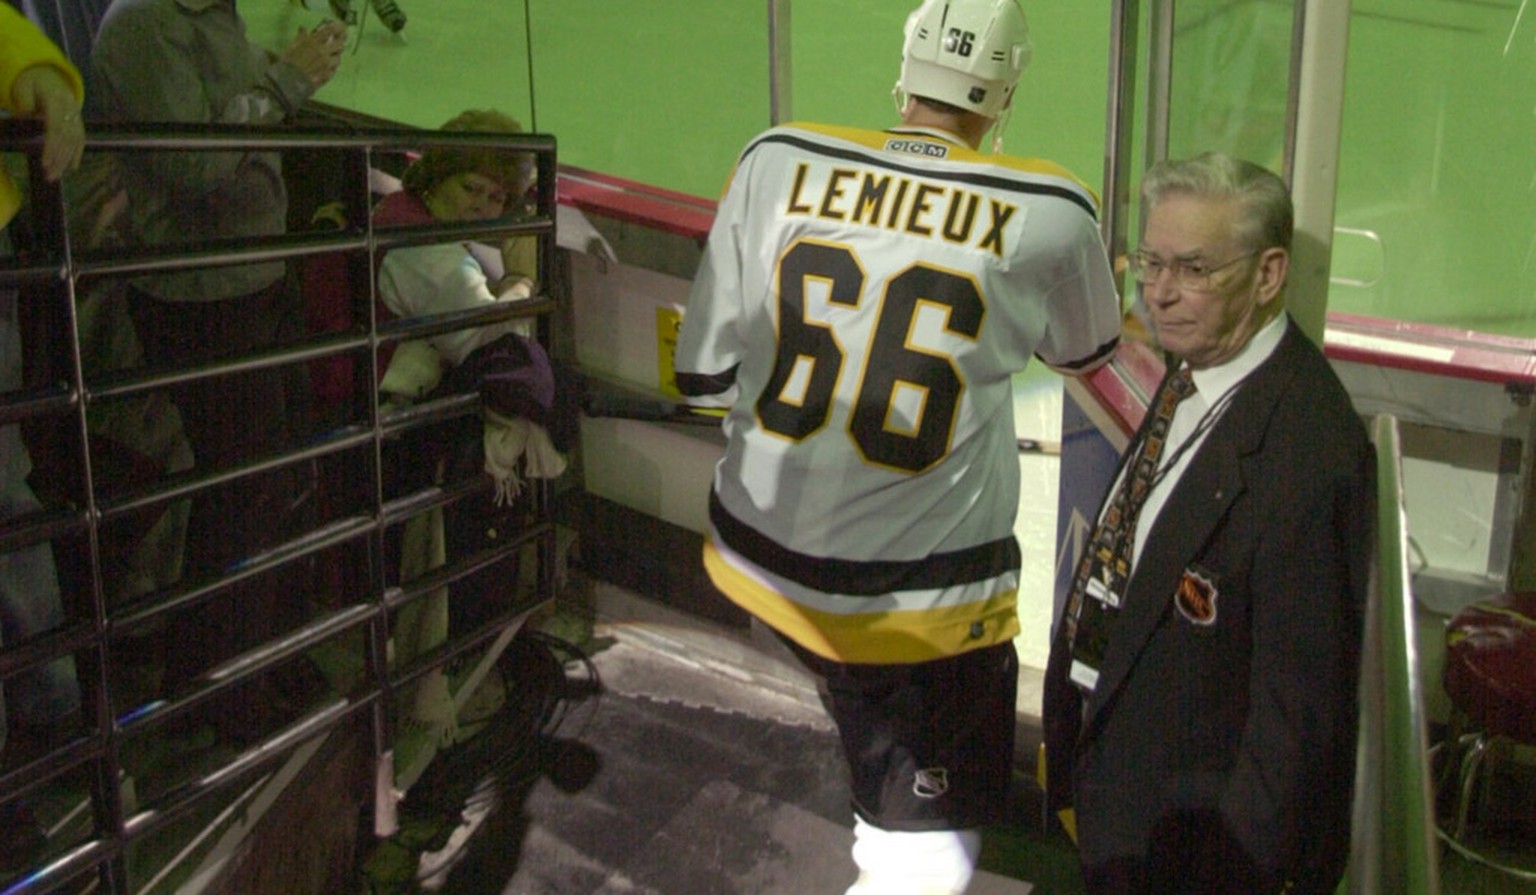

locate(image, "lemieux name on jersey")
[[783, 162, 1018, 258]]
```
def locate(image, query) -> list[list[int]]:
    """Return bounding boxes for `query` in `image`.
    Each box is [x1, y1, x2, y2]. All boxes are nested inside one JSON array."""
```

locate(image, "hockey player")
[[673, 1, 1122, 892]]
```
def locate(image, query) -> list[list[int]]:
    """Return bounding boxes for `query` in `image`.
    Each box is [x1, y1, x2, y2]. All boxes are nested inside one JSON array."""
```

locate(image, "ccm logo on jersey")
[[884, 138, 950, 159]]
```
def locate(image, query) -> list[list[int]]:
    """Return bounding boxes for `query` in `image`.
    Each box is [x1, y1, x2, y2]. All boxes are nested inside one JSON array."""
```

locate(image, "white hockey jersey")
[[674, 122, 1121, 663]]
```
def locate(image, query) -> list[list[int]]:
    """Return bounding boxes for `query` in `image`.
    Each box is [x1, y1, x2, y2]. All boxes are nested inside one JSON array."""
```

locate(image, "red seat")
[[1444, 591, 1536, 745], [1438, 591, 1536, 876]]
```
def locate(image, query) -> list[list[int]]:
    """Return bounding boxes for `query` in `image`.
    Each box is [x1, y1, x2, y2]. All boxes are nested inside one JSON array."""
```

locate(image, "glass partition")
[[1106, 0, 1536, 339], [242, 2, 1115, 202], [1164, 1, 1295, 175], [242, 2, 535, 130], [528, 0, 772, 200], [239, 0, 1535, 339], [1331, 0, 1536, 337], [242, 0, 774, 202]]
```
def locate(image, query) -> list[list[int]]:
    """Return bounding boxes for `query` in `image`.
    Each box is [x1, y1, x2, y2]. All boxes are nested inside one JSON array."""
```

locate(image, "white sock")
[[844, 817, 982, 895]]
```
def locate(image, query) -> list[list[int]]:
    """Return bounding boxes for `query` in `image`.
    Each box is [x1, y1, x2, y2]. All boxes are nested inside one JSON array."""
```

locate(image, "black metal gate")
[[0, 118, 560, 894]]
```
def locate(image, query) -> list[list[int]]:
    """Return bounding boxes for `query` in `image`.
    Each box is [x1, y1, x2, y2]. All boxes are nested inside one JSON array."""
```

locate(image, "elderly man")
[[1043, 152, 1373, 894]]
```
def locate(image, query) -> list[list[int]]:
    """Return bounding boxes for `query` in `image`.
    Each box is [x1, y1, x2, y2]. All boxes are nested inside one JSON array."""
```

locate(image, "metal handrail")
[[1349, 413, 1442, 894]]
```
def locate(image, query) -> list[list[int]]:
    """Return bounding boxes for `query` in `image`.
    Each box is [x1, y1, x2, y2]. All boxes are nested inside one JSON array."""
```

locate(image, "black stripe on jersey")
[[743, 132, 1099, 221], [710, 490, 1021, 597], [1040, 335, 1120, 372], [676, 366, 737, 398]]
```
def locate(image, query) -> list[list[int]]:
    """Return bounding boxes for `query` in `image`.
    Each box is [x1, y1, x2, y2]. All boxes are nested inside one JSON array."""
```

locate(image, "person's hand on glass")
[[282, 20, 348, 89], [9, 64, 83, 181]]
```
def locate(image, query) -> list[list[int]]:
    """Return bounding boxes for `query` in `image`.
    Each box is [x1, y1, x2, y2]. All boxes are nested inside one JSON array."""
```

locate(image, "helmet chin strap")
[[990, 105, 1013, 155], [892, 84, 906, 117]]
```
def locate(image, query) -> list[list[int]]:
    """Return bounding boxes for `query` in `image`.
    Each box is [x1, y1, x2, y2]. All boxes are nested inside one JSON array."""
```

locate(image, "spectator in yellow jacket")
[[0, 3, 84, 225], [0, 3, 84, 866]]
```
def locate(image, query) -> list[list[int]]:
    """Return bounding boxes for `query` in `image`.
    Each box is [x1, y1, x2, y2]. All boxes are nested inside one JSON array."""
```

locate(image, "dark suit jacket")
[[1043, 318, 1375, 894]]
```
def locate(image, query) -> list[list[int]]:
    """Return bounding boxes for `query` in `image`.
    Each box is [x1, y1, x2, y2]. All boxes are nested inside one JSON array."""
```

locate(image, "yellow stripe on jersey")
[[703, 538, 1021, 665], [781, 121, 1101, 206]]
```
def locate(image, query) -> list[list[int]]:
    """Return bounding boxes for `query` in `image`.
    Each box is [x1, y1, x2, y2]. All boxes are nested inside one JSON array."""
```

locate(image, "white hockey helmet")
[[895, 0, 1032, 119]]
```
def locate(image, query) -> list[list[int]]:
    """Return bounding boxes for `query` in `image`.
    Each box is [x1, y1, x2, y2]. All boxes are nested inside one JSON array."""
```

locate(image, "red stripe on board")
[[557, 165, 716, 239]]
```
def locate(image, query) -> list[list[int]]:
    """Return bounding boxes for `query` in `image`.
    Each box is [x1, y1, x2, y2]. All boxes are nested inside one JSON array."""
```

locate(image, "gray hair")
[[1140, 152, 1293, 253]]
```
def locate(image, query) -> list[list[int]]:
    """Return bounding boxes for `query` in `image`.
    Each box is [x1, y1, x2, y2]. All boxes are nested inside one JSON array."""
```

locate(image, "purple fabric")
[[453, 332, 554, 421]]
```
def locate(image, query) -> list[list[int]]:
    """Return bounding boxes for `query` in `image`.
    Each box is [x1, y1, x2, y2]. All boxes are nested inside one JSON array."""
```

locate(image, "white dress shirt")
[[1130, 312, 1288, 566]]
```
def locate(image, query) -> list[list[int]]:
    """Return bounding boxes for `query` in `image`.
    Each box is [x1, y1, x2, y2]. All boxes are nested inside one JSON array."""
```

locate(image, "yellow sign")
[[656, 306, 683, 396]]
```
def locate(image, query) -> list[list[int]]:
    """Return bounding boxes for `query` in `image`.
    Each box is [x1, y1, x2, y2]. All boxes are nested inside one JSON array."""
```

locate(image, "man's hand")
[[282, 20, 348, 89], [9, 64, 83, 182]]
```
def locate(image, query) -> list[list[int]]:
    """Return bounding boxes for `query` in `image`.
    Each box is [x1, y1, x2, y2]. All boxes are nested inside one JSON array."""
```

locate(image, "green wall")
[[244, 0, 1110, 201], [246, 1, 1536, 338], [1330, 0, 1536, 337]]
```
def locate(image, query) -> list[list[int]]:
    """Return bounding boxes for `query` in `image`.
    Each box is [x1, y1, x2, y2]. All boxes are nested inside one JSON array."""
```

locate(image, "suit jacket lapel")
[[1081, 320, 1305, 727]]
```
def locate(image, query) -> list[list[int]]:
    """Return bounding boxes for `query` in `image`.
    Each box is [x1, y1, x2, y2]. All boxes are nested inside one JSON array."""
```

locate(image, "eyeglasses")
[[1127, 250, 1258, 291]]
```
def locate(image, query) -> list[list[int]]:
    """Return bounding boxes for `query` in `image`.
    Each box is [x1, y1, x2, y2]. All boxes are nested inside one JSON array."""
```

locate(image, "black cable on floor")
[[359, 626, 607, 892], [407, 626, 601, 816]]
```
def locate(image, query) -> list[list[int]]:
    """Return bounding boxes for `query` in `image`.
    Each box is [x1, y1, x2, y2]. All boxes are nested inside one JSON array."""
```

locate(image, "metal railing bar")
[[383, 520, 553, 616], [377, 474, 494, 529], [70, 212, 552, 281], [0, 620, 98, 680], [89, 464, 262, 534], [0, 835, 116, 895], [119, 698, 372, 843], [1349, 413, 1441, 894], [449, 596, 545, 678], [82, 298, 550, 409], [197, 700, 352, 788], [107, 514, 377, 634], [84, 338, 350, 404], [386, 597, 552, 695], [114, 607, 374, 740], [0, 260, 66, 284], [71, 229, 371, 279], [203, 604, 376, 686], [379, 400, 481, 442], [376, 296, 557, 344], [297, 421, 379, 452], [93, 432, 369, 521], [0, 503, 87, 556], [0, 382, 77, 428], [67, 122, 556, 154], [0, 733, 107, 805]]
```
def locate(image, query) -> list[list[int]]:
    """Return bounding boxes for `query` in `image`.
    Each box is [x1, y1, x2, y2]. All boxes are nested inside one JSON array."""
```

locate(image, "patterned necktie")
[[1062, 365, 1196, 693]]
